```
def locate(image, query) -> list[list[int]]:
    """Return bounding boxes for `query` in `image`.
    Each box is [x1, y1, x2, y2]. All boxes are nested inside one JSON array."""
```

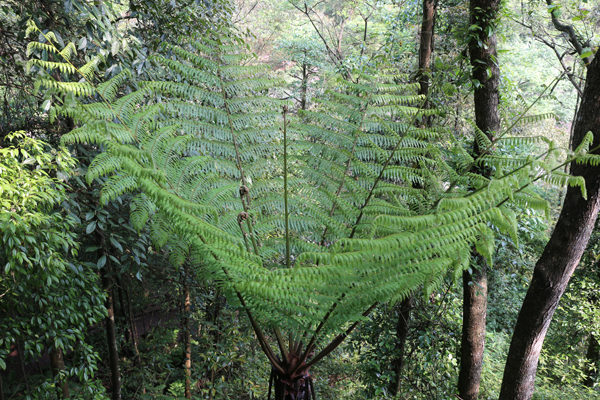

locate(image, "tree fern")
[[29, 23, 596, 397]]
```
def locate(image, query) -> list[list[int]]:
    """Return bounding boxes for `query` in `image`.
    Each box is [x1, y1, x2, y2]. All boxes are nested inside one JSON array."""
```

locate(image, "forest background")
[[0, 0, 599, 399]]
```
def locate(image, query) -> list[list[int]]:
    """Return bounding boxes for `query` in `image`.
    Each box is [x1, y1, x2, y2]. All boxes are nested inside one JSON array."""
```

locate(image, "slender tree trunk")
[[182, 265, 192, 399], [584, 334, 599, 387], [50, 346, 70, 398], [388, 3, 438, 394], [116, 277, 131, 343], [388, 297, 413, 396], [0, 373, 4, 400], [458, 265, 488, 399], [125, 282, 141, 365], [300, 64, 308, 111], [102, 267, 122, 400], [459, 0, 500, 398], [417, 0, 438, 105], [499, 54, 600, 400]]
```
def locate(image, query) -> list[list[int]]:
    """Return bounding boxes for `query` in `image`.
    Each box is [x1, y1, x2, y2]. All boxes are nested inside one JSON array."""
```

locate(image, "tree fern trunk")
[[499, 54, 600, 400], [273, 370, 312, 400]]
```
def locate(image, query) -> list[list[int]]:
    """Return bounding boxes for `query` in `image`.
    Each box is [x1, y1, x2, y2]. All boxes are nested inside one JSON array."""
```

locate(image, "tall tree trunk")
[[584, 334, 599, 387], [458, 265, 488, 399], [102, 267, 122, 400], [50, 346, 70, 398], [116, 277, 131, 343], [498, 54, 600, 400], [182, 265, 192, 399], [300, 64, 308, 111], [388, 297, 413, 396], [417, 0, 438, 106], [459, 0, 500, 398], [388, 2, 438, 395], [125, 282, 141, 365]]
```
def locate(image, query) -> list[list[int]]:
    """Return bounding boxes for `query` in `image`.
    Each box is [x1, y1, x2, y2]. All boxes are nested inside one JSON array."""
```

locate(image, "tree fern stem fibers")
[[217, 67, 260, 254], [50, 346, 70, 398], [499, 53, 600, 400], [283, 106, 291, 269]]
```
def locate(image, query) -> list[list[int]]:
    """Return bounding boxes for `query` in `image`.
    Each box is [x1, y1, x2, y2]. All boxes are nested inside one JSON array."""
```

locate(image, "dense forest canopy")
[[0, 0, 599, 399]]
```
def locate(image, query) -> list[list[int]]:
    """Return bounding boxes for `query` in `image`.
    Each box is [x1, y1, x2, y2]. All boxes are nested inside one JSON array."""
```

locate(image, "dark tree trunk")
[[271, 369, 313, 400], [458, 265, 488, 400], [115, 277, 131, 343], [50, 346, 70, 398], [301, 64, 308, 111], [459, 0, 501, 398], [468, 0, 501, 149], [417, 0, 438, 101], [584, 334, 599, 387], [182, 265, 192, 399], [102, 268, 122, 400], [499, 54, 600, 400], [388, 297, 413, 396], [125, 283, 141, 365], [388, 3, 438, 394]]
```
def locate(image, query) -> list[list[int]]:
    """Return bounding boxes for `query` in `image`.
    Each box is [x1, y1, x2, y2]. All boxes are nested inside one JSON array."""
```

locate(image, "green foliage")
[[0, 132, 106, 391], [26, 24, 598, 394]]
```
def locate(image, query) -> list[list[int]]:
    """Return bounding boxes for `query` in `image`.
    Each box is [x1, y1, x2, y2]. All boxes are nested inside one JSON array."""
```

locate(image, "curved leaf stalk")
[[217, 65, 260, 255], [283, 106, 291, 269]]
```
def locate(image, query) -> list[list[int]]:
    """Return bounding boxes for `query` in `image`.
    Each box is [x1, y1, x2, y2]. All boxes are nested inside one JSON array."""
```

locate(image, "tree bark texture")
[[459, 0, 501, 398], [458, 265, 488, 400], [50, 346, 70, 398], [125, 284, 141, 365], [388, 297, 413, 396], [499, 54, 600, 400], [417, 0, 438, 100], [301, 64, 308, 111], [102, 269, 122, 400], [468, 0, 501, 149]]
